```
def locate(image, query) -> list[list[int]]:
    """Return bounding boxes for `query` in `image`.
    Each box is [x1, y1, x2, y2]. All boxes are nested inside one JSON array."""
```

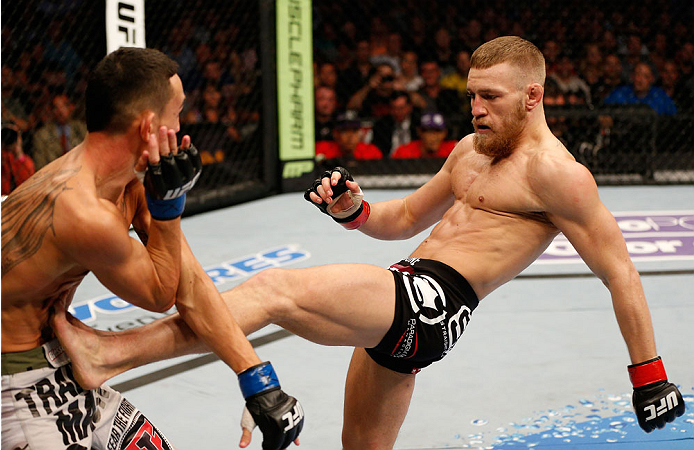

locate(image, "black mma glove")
[[628, 356, 685, 432], [304, 166, 370, 230], [238, 362, 304, 450], [143, 144, 202, 220]]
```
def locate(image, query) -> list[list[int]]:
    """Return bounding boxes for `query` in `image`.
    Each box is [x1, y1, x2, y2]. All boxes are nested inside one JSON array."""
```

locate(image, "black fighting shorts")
[[365, 258, 479, 374]]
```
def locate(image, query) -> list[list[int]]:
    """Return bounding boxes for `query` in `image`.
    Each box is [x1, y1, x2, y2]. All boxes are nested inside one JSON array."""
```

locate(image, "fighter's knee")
[[246, 267, 299, 316]]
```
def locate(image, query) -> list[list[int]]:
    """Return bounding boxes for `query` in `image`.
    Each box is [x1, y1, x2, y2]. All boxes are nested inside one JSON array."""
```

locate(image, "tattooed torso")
[[1, 152, 144, 352]]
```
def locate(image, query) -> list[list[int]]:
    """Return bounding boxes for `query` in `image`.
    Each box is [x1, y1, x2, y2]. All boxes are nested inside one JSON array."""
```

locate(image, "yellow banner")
[[276, 0, 314, 170]]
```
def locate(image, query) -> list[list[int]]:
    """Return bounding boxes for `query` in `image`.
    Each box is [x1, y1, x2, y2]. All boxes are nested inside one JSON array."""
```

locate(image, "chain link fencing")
[[312, 0, 694, 186], [2, 1, 693, 213], [1, 0, 270, 213]]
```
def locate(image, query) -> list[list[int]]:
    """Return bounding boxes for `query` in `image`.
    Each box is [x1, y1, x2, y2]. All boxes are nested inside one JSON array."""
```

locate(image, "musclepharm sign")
[[539, 211, 694, 263], [70, 245, 310, 323]]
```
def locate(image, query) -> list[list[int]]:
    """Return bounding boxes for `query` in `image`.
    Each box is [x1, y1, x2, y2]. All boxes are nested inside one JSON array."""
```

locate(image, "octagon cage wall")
[[2, 0, 693, 215]]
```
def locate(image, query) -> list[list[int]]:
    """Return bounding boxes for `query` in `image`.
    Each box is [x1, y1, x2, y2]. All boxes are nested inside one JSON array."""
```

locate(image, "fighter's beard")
[[473, 133, 516, 159], [473, 102, 526, 160]]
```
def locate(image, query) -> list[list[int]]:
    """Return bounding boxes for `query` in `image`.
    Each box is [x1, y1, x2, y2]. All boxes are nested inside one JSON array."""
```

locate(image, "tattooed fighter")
[[1, 47, 302, 450]]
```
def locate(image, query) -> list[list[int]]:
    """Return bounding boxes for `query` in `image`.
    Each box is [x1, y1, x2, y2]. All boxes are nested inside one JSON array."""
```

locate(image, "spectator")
[[371, 91, 418, 157], [659, 60, 690, 112], [440, 49, 472, 107], [542, 79, 570, 144], [164, 20, 197, 83], [1, 124, 35, 195], [42, 19, 82, 84], [371, 32, 404, 75], [603, 62, 678, 115], [593, 54, 627, 105], [1, 66, 32, 132], [396, 51, 424, 93], [432, 27, 456, 76], [619, 33, 653, 82], [675, 42, 694, 102], [315, 111, 382, 161], [411, 60, 461, 120], [32, 94, 87, 170], [549, 54, 592, 107], [403, 15, 427, 57], [578, 43, 603, 81], [599, 29, 620, 58], [334, 40, 355, 74], [392, 112, 457, 159], [346, 62, 396, 119], [337, 39, 373, 105], [317, 62, 339, 92], [315, 85, 338, 142], [182, 83, 225, 124], [647, 32, 671, 76], [186, 58, 234, 94], [315, 22, 338, 63], [542, 40, 562, 77], [221, 105, 244, 142], [582, 65, 604, 108], [368, 16, 390, 60], [457, 19, 484, 52], [194, 42, 214, 70]]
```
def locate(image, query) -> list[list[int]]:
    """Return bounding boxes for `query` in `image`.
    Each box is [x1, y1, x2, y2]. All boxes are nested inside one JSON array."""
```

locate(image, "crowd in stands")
[[2, 0, 694, 193], [311, 0, 694, 162]]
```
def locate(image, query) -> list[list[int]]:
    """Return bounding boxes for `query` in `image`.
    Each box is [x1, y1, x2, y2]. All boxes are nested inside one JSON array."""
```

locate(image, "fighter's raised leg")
[[229, 264, 396, 348], [53, 262, 397, 388]]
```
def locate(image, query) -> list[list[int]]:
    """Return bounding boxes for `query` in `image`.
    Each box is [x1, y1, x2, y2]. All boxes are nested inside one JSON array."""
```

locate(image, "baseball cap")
[[335, 111, 361, 130], [420, 112, 446, 131]]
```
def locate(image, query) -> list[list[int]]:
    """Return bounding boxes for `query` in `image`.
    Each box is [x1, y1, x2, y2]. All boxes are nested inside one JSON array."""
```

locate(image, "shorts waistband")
[[1, 339, 70, 375], [390, 258, 479, 311]]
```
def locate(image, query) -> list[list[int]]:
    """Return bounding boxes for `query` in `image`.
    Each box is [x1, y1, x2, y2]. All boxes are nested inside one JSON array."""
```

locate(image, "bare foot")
[[51, 307, 123, 389]]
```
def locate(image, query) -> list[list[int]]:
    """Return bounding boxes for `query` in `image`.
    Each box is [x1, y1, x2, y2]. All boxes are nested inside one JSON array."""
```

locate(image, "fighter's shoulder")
[[530, 139, 587, 177], [443, 134, 474, 165], [529, 140, 597, 203], [452, 134, 475, 154], [54, 186, 128, 245]]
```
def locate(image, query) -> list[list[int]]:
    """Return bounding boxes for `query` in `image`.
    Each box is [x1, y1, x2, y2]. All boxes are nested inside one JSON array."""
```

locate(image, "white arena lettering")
[[71, 245, 310, 323], [626, 240, 683, 254], [617, 219, 653, 232]]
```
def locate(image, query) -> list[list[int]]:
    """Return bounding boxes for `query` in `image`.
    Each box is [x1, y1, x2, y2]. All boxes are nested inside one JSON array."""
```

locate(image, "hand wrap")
[[238, 362, 304, 450], [144, 144, 202, 220], [304, 166, 370, 229], [628, 356, 685, 432]]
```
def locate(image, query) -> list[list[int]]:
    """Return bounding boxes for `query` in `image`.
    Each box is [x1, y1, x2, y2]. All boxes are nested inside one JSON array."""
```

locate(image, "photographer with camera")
[[1, 124, 35, 195], [346, 62, 398, 119]]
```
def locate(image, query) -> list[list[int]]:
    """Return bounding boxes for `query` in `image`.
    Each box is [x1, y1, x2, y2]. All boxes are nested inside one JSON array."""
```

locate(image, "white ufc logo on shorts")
[[643, 391, 679, 421], [282, 402, 304, 431]]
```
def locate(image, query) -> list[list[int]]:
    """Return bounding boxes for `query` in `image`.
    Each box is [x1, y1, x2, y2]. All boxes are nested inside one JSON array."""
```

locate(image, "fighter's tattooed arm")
[[1, 168, 79, 277]]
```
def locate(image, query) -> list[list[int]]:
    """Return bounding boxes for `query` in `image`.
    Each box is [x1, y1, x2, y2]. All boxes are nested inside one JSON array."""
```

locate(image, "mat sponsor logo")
[[538, 211, 694, 263], [70, 245, 310, 323]]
